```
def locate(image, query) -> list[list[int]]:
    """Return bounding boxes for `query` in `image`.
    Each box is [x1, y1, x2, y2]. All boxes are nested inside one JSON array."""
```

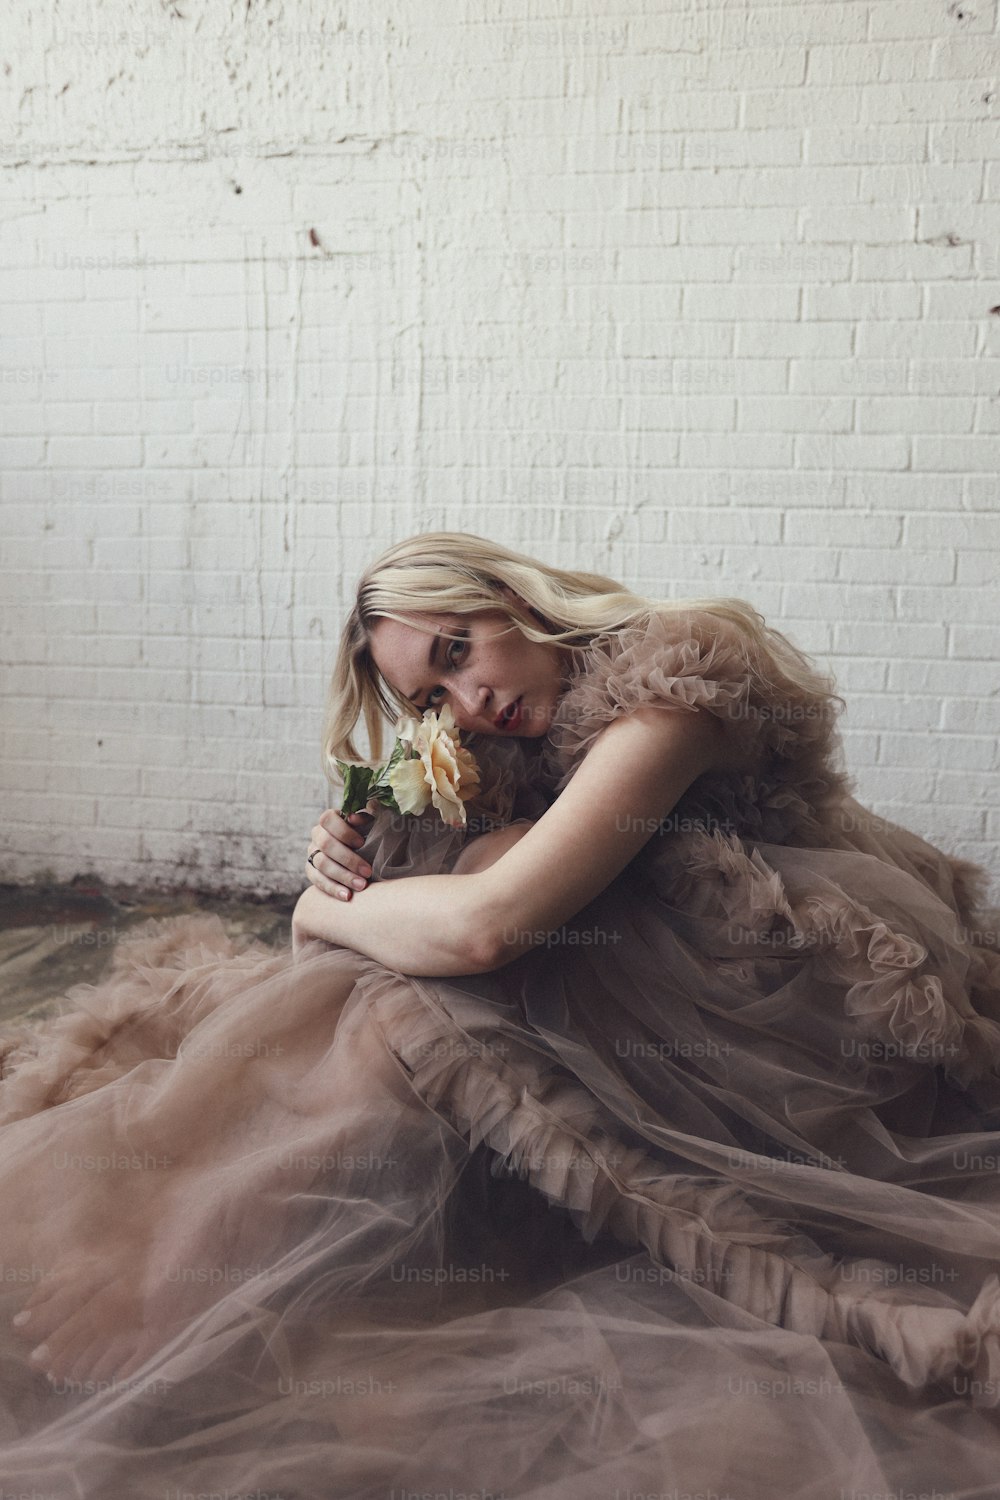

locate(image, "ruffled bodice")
[[535, 605, 855, 846]]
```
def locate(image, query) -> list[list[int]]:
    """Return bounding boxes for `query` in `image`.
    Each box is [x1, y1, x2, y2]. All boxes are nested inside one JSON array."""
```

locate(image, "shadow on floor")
[[0, 877, 295, 1025]]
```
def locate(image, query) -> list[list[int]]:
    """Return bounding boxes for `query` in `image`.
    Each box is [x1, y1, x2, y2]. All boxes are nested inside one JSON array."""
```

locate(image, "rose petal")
[[387, 759, 432, 815]]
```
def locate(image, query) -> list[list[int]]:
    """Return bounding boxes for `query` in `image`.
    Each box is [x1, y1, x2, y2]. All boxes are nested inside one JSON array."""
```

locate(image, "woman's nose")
[[450, 679, 490, 724]]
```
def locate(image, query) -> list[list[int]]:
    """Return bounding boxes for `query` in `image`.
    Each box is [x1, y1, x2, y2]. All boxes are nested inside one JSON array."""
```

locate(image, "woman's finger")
[[305, 850, 364, 901], [308, 840, 372, 886], [308, 817, 374, 886]]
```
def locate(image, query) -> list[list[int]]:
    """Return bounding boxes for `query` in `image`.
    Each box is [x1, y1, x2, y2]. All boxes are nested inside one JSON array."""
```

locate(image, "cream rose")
[[387, 703, 481, 828]]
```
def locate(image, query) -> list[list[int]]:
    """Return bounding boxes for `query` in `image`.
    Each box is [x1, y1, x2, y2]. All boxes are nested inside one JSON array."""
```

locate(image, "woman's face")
[[368, 594, 567, 739]]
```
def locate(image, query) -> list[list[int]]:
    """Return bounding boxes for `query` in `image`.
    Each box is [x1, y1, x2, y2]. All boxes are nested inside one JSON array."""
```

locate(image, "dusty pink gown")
[[2, 608, 1000, 1499]]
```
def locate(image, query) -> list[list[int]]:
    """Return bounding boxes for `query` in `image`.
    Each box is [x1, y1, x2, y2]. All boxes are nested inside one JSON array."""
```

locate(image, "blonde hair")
[[320, 531, 844, 781]]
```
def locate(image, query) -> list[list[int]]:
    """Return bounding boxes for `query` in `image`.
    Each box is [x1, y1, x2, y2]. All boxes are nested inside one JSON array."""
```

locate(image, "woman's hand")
[[305, 804, 377, 901]]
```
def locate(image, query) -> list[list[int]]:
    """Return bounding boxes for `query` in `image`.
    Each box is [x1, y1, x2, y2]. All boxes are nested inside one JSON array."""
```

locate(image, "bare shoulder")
[[597, 701, 743, 777]]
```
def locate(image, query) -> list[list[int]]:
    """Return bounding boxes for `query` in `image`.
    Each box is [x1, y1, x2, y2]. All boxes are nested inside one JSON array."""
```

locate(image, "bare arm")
[[292, 875, 493, 975], [448, 819, 534, 875], [291, 822, 534, 975]]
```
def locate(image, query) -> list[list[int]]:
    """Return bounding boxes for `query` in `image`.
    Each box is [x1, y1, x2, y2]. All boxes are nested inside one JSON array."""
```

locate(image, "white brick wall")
[[1, 0, 998, 901]]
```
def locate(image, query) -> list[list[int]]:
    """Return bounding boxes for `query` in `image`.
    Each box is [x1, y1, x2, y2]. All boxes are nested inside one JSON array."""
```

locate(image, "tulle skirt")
[[2, 818, 1000, 1497]]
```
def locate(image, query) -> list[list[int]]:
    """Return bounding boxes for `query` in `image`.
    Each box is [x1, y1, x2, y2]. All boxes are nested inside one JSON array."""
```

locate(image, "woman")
[[1, 530, 999, 1499]]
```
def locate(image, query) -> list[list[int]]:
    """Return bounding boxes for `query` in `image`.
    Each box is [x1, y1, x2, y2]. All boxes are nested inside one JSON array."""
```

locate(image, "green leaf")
[[337, 762, 376, 816], [336, 739, 412, 816], [373, 786, 402, 814]]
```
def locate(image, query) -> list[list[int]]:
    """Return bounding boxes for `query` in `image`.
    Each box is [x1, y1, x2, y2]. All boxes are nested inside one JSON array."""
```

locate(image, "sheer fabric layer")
[[1, 606, 999, 1497]]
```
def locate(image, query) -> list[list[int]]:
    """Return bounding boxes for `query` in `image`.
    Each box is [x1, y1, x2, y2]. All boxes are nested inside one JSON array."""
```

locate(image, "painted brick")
[[1, 1, 997, 897]]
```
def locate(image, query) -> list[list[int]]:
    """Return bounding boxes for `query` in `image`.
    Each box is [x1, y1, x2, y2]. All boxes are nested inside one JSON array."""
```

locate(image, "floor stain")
[[0, 877, 295, 1025]]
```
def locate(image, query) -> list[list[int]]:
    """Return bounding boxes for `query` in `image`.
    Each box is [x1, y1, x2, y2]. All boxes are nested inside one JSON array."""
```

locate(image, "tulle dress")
[[2, 608, 1000, 1500]]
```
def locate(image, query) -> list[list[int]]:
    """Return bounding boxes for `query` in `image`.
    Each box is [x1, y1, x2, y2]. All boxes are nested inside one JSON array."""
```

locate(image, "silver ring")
[[307, 850, 319, 867]]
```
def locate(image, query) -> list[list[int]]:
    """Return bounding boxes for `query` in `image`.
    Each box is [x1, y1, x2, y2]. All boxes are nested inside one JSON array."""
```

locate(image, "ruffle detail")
[[953, 1274, 1000, 1397], [805, 896, 997, 1086], [832, 1269, 1000, 1403], [655, 827, 1000, 1088], [0, 915, 280, 1120], [536, 607, 852, 845], [361, 966, 1000, 1404]]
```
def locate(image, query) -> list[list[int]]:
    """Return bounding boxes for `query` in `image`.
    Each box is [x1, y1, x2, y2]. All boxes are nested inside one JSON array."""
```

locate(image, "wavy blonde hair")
[[320, 531, 844, 781]]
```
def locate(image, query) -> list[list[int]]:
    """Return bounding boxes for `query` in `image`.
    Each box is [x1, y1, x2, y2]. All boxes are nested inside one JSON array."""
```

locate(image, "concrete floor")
[[0, 878, 296, 1026]]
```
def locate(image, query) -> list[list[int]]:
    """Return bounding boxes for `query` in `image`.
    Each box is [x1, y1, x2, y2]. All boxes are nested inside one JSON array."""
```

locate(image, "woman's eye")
[[427, 636, 467, 704]]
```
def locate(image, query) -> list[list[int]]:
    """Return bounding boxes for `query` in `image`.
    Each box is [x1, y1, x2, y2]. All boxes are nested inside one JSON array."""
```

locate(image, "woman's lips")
[[495, 696, 523, 731]]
